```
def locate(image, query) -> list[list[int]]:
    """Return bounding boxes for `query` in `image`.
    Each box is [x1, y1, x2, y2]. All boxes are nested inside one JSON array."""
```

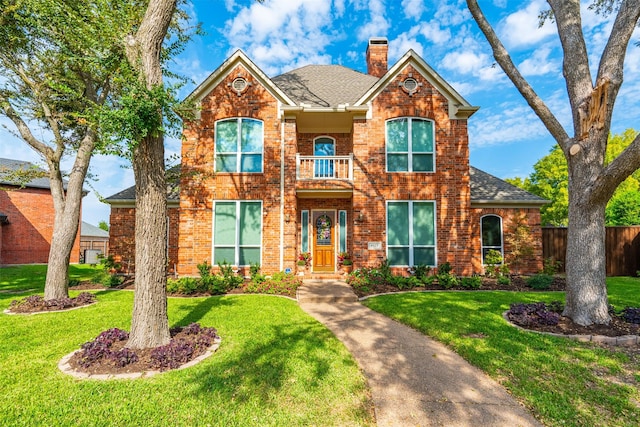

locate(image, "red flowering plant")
[[338, 252, 352, 266], [297, 252, 312, 267]]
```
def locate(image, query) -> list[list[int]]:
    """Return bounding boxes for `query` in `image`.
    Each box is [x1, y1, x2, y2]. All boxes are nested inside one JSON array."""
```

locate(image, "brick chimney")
[[366, 37, 388, 78]]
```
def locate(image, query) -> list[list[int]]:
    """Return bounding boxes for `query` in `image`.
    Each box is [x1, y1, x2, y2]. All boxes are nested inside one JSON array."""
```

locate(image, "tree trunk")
[[43, 205, 78, 300], [126, 134, 170, 348], [563, 163, 611, 325]]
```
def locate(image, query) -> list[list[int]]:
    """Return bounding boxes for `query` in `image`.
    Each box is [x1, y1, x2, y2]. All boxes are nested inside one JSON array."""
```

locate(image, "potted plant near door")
[[338, 252, 353, 274], [297, 252, 312, 274]]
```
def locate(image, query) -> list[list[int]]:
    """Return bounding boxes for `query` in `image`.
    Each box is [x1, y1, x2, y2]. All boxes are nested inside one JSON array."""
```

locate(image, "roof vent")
[[229, 77, 250, 96]]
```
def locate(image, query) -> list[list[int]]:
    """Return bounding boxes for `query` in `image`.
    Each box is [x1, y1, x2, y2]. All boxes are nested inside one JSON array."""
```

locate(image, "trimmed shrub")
[[460, 275, 482, 289], [527, 273, 554, 290]]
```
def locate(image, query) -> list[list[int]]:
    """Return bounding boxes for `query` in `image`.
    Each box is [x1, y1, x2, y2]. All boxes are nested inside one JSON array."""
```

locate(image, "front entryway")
[[312, 211, 335, 272]]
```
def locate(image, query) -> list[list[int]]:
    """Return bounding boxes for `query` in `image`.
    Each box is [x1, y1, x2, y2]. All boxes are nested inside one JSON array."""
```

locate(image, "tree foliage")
[[507, 129, 640, 226]]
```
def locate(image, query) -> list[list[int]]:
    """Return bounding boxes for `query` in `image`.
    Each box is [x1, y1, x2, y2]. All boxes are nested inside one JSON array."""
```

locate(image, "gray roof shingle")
[[470, 166, 547, 205], [104, 165, 181, 203], [81, 221, 109, 238], [272, 65, 379, 107], [0, 158, 53, 189]]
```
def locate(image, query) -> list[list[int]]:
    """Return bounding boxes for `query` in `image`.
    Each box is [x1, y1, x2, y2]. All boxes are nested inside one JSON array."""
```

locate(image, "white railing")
[[296, 154, 353, 180]]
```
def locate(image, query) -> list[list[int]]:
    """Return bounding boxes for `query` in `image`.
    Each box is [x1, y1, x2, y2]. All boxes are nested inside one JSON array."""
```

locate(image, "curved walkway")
[[298, 279, 542, 427]]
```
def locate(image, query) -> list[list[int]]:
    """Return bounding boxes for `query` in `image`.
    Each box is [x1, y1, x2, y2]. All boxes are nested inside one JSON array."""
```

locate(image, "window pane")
[[482, 216, 502, 247], [388, 247, 409, 266], [216, 154, 237, 172], [314, 139, 335, 156], [412, 154, 433, 172], [216, 120, 238, 153], [239, 202, 261, 245], [339, 210, 347, 253], [239, 247, 260, 265], [241, 119, 263, 153], [414, 247, 435, 266], [301, 211, 309, 253], [214, 247, 235, 265], [387, 202, 409, 245], [240, 154, 262, 172], [214, 203, 236, 245], [386, 119, 408, 152], [387, 154, 408, 172], [413, 202, 435, 245], [412, 119, 433, 152]]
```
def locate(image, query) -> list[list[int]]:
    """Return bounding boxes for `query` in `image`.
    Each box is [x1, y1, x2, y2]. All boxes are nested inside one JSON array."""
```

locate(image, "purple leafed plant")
[[507, 302, 561, 327]]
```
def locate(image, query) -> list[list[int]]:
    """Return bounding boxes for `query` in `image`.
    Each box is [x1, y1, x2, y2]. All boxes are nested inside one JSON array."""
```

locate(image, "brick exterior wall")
[[108, 206, 179, 274], [0, 186, 81, 265], [108, 53, 545, 278]]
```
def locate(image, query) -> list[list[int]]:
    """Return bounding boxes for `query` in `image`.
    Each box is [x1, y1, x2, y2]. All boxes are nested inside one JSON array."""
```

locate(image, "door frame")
[[311, 209, 337, 273]]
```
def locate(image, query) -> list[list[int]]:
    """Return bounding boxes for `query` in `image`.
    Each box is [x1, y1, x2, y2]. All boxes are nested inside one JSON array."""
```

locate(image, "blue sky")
[[1, 0, 639, 225]]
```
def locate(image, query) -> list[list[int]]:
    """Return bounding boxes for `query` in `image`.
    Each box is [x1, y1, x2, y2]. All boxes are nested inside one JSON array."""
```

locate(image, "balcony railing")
[[296, 154, 353, 180]]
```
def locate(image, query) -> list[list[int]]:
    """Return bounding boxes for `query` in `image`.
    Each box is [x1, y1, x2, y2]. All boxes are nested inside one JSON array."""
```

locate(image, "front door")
[[313, 211, 335, 272]]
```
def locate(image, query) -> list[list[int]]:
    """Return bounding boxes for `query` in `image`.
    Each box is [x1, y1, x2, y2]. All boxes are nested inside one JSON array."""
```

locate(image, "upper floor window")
[[215, 118, 263, 173], [386, 118, 434, 172], [481, 215, 503, 264]]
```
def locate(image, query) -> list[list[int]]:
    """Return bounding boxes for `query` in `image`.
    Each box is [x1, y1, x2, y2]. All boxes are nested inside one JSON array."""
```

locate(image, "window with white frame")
[[387, 201, 436, 266], [386, 118, 434, 172], [215, 118, 263, 173], [213, 201, 262, 266], [481, 215, 503, 264]]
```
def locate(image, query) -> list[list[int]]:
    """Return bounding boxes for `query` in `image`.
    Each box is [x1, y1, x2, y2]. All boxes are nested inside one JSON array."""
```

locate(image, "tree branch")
[[466, 0, 569, 147], [0, 93, 53, 158], [591, 134, 640, 204]]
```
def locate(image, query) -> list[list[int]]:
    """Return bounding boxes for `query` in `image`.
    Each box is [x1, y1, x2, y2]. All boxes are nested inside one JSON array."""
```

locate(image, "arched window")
[[314, 136, 335, 178], [481, 215, 503, 264], [386, 118, 435, 172], [215, 118, 263, 173]]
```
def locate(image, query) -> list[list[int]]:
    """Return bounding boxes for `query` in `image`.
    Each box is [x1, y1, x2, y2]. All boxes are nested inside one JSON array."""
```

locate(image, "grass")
[[363, 277, 640, 427], [0, 265, 374, 426]]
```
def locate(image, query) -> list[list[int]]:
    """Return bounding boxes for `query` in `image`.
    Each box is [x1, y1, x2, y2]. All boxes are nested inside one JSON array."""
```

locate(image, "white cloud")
[[518, 46, 558, 76], [499, 0, 557, 48], [401, 0, 425, 21], [419, 22, 451, 44], [441, 50, 489, 74], [469, 103, 549, 148], [356, 0, 390, 41]]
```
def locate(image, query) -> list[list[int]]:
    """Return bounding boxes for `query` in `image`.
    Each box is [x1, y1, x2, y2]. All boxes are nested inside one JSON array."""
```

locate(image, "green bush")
[[243, 271, 302, 297], [542, 258, 562, 276], [497, 275, 511, 286], [437, 273, 458, 289], [460, 275, 482, 289], [413, 264, 431, 281], [527, 273, 554, 290]]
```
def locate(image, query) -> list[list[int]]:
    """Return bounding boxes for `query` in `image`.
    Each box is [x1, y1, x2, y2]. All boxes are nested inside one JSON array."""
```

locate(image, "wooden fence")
[[542, 226, 640, 276]]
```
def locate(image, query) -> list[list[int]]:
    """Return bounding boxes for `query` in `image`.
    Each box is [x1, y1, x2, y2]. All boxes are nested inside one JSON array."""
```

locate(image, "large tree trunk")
[[563, 183, 610, 325], [43, 144, 94, 300], [124, 0, 176, 349], [126, 134, 170, 349]]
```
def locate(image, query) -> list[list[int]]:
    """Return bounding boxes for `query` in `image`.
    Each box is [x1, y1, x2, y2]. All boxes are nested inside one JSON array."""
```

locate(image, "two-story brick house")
[[107, 39, 546, 277]]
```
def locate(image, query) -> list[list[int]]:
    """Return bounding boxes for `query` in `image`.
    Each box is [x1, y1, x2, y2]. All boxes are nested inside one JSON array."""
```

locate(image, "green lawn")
[[0, 265, 374, 426], [363, 277, 640, 427]]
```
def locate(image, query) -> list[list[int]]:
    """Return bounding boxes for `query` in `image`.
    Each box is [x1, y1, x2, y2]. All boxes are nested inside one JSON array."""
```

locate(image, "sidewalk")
[[298, 279, 542, 427]]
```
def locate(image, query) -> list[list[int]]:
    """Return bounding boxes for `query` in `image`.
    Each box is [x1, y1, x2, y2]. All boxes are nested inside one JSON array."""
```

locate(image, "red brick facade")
[[0, 186, 81, 265], [108, 43, 545, 277]]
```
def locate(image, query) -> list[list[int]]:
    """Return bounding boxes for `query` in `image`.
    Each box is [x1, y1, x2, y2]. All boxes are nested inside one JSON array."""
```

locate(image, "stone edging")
[[3, 302, 97, 316], [502, 311, 639, 347], [58, 337, 222, 380]]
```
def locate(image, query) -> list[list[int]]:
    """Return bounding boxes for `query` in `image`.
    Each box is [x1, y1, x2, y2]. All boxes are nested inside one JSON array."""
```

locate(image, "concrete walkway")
[[298, 279, 542, 427]]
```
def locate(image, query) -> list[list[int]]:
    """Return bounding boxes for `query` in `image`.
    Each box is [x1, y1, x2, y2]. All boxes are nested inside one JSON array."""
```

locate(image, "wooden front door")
[[313, 211, 335, 272]]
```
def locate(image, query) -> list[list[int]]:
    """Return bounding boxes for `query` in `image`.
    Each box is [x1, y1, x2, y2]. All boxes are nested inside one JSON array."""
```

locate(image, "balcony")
[[296, 154, 353, 180], [295, 154, 353, 198]]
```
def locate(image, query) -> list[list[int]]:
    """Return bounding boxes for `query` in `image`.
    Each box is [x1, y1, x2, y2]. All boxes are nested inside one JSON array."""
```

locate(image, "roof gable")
[[272, 65, 379, 108], [355, 50, 479, 119], [183, 49, 295, 117]]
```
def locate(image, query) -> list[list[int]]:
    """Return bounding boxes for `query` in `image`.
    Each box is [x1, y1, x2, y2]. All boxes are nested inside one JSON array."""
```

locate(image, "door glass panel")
[[316, 215, 332, 246], [314, 138, 335, 178], [339, 210, 347, 253], [301, 211, 309, 253]]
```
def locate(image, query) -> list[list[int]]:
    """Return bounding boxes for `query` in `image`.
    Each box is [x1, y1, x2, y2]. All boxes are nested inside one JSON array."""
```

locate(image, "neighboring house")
[[106, 39, 547, 277], [0, 158, 81, 265], [80, 221, 109, 261]]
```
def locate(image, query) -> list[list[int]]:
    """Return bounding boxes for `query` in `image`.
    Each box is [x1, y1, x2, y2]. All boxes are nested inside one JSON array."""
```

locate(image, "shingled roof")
[[0, 158, 52, 189], [272, 65, 379, 108], [104, 165, 181, 203], [470, 166, 547, 205]]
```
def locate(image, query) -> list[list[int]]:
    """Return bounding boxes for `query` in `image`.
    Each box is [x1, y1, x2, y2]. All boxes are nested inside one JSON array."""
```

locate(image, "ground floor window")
[[387, 201, 436, 266], [213, 201, 262, 266], [481, 214, 503, 264]]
